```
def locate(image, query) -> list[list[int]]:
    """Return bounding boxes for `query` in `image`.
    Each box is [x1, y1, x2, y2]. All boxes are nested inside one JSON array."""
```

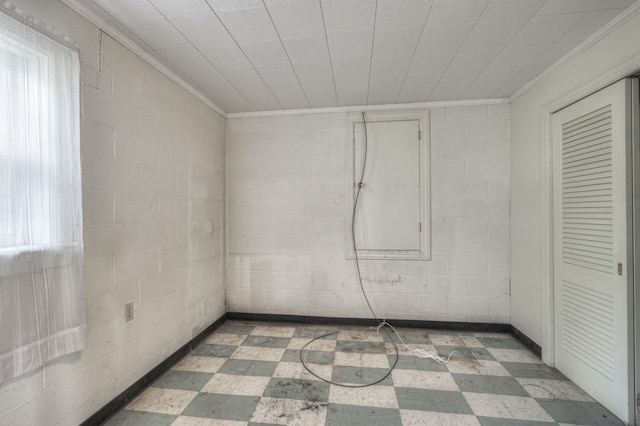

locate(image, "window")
[[0, 8, 84, 384], [346, 111, 430, 260]]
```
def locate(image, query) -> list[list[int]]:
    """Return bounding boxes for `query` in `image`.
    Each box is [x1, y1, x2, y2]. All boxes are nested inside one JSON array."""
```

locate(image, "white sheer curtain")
[[0, 5, 85, 384]]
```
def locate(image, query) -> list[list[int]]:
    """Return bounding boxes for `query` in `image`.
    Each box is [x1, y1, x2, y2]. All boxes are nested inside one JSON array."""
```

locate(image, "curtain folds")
[[0, 6, 85, 384]]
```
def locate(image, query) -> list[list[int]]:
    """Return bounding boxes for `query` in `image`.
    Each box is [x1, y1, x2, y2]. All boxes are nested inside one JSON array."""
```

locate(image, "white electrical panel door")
[[354, 120, 421, 251], [552, 79, 635, 424], [347, 111, 429, 260]]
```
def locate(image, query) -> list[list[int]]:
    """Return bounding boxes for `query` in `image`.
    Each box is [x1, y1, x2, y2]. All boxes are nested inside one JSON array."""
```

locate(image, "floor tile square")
[[251, 326, 296, 338], [329, 384, 398, 408], [170, 416, 247, 425], [391, 354, 448, 372], [430, 334, 467, 346], [205, 333, 247, 346], [487, 348, 543, 364], [331, 365, 393, 386], [435, 346, 496, 361], [127, 387, 199, 415], [218, 324, 255, 335], [181, 393, 260, 421], [335, 340, 386, 354], [263, 378, 330, 402], [334, 352, 389, 368], [192, 344, 238, 358], [105, 410, 177, 425], [459, 336, 485, 348], [537, 399, 624, 425], [477, 417, 556, 426], [218, 359, 278, 377], [273, 361, 333, 382], [230, 346, 285, 362], [464, 392, 554, 422], [292, 328, 337, 339], [392, 369, 459, 391], [395, 387, 473, 414], [447, 360, 510, 376], [399, 409, 481, 426], [337, 330, 384, 342], [172, 356, 227, 374], [288, 338, 336, 352], [453, 374, 528, 396], [201, 374, 271, 396], [250, 397, 327, 425], [517, 378, 593, 401], [390, 331, 432, 345], [325, 404, 402, 426], [153, 370, 214, 392], [477, 336, 526, 350], [282, 349, 334, 364], [501, 362, 565, 380], [242, 336, 291, 348]]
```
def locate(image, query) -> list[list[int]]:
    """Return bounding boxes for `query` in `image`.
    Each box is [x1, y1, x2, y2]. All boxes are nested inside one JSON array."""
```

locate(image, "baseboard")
[[228, 312, 541, 358], [226, 312, 513, 333], [82, 313, 228, 426], [511, 325, 542, 358]]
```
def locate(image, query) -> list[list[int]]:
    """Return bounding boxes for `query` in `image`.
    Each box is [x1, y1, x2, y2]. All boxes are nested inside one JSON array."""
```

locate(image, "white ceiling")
[[73, 0, 637, 113]]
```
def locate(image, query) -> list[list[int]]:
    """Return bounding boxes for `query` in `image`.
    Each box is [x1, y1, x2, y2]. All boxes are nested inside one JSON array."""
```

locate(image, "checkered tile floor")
[[104, 321, 623, 425]]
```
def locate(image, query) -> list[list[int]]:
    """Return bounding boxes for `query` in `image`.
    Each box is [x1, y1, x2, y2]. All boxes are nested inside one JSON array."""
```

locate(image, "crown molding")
[[509, 0, 640, 103], [226, 98, 508, 119], [60, 0, 228, 118]]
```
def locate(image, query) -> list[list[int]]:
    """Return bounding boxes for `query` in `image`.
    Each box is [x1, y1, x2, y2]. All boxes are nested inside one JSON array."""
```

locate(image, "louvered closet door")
[[552, 78, 634, 424]]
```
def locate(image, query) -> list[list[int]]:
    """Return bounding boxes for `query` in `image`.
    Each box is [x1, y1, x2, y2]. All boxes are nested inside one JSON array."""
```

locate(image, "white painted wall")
[[227, 104, 510, 323], [510, 12, 640, 351], [0, 1, 226, 424]]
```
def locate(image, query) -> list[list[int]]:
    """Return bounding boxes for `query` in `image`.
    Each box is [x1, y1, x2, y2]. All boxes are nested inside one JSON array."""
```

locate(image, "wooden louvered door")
[[552, 78, 635, 424]]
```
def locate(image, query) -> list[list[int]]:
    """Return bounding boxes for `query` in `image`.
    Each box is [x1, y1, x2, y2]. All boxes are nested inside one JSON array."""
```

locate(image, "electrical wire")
[[300, 112, 451, 387]]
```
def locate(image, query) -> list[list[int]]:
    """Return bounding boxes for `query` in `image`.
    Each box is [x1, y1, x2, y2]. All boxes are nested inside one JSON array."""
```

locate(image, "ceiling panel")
[[426, 0, 490, 25], [239, 40, 291, 68], [199, 42, 254, 72], [94, 0, 160, 21], [375, 0, 433, 31], [372, 30, 422, 57], [429, 47, 502, 100], [167, 12, 234, 46], [558, 8, 626, 42], [75, 0, 636, 113], [216, 6, 279, 43], [536, 0, 602, 15], [123, 17, 189, 50], [266, 1, 325, 40], [283, 37, 331, 65], [461, 18, 529, 50], [327, 32, 373, 64], [320, 0, 376, 34], [206, 0, 263, 12], [222, 68, 283, 110], [481, 0, 545, 20], [149, 0, 212, 16], [510, 13, 587, 45]]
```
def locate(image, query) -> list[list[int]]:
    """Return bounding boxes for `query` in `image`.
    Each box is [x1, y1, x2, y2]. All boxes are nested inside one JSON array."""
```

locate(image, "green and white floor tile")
[[104, 321, 623, 426]]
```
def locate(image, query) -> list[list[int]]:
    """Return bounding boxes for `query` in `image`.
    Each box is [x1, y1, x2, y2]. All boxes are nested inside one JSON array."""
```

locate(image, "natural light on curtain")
[[0, 6, 85, 383]]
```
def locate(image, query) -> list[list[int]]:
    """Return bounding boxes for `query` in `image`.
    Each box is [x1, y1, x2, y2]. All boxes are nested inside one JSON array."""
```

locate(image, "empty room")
[[1, 0, 640, 425]]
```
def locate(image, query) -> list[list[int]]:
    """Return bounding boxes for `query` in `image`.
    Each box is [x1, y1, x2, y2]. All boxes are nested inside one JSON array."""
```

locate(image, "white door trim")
[[541, 69, 640, 424], [540, 55, 640, 364]]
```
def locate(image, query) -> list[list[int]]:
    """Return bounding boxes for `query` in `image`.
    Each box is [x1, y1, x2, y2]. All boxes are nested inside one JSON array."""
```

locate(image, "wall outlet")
[[124, 303, 134, 322]]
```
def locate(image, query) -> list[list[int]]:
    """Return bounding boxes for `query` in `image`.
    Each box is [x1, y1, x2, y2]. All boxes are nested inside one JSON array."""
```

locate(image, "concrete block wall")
[[0, 2, 226, 424], [226, 104, 510, 323]]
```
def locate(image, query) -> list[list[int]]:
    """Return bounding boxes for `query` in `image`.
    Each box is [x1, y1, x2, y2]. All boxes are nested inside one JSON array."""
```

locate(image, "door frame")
[[541, 69, 640, 423]]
